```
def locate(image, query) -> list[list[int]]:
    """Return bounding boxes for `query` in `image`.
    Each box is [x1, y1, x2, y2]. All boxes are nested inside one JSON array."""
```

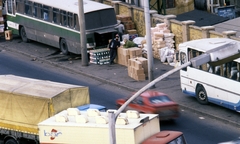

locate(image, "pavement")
[[0, 35, 240, 127]]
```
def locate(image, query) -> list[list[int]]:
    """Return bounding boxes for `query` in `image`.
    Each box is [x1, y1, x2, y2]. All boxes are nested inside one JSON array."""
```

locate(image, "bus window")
[[16, 0, 24, 14], [7, 0, 13, 14], [74, 14, 79, 30], [33, 3, 42, 19], [60, 10, 67, 26], [68, 12, 74, 28], [42, 5, 49, 21], [24, 1, 32, 16], [53, 8, 60, 24]]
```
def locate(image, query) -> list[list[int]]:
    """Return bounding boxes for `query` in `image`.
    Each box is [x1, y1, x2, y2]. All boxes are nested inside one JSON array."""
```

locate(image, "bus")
[[179, 38, 240, 112], [4, 0, 118, 55]]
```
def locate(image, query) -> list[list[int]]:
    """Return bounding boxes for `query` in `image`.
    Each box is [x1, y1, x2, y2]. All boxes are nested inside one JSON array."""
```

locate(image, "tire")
[[20, 26, 29, 42], [60, 38, 69, 55], [5, 139, 17, 144], [196, 85, 208, 104]]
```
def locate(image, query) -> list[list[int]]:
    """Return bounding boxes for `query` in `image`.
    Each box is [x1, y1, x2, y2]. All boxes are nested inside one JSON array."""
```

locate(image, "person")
[[115, 20, 125, 41], [109, 34, 121, 65], [123, 38, 139, 48]]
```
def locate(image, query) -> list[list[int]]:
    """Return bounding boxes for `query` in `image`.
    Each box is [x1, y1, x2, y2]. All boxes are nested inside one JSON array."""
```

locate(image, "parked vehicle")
[[5, 0, 118, 55], [179, 38, 240, 112], [116, 90, 180, 120], [0, 74, 102, 144]]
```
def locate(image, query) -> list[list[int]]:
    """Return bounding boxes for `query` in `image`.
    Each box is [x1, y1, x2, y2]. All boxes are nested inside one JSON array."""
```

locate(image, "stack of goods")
[[0, 0, 4, 37], [116, 15, 138, 39], [128, 57, 148, 81], [141, 22, 176, 65], [117, 47, 142, 67], [89, 48, 110, 65]]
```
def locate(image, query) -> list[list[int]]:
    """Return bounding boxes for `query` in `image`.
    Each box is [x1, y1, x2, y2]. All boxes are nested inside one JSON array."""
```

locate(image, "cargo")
[[38, 110, 160, 144], [0, 75, 90, 134]]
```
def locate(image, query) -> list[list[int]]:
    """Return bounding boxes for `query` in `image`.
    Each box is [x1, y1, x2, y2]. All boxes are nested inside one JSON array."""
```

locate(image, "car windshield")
[[148, 95, 171, 104]]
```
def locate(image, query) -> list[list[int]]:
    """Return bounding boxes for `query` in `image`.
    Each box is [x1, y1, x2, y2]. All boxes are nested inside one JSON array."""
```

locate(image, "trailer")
[[0, 75, 90, 144]]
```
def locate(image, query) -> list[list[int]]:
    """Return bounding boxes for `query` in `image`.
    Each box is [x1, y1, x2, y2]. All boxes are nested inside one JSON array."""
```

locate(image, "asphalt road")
[[1, 48, 240, 144]]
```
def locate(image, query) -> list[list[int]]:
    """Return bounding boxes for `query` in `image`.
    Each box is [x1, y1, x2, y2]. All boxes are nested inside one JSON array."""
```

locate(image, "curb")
[[2, 46, 240, 127]]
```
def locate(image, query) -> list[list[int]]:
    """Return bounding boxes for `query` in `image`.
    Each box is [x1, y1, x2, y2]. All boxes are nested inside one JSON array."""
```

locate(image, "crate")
[[5, 30, 13, 40]]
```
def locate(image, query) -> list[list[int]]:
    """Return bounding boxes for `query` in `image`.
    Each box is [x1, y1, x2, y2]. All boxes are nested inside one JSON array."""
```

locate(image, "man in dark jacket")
[[109, 34, 121, 65]]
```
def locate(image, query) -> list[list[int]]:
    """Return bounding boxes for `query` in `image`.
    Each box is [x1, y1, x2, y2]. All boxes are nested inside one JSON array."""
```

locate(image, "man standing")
[[115, 20, 125, 41], [109, 34, 121, 65]]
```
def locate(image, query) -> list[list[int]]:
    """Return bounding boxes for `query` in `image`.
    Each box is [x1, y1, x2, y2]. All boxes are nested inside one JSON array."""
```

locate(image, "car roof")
[[77, 104, 106, 111], [140, 91, 167, 98]]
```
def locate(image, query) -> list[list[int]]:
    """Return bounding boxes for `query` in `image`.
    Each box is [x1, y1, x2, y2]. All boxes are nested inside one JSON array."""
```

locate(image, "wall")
[[102, 0, 240, 50]]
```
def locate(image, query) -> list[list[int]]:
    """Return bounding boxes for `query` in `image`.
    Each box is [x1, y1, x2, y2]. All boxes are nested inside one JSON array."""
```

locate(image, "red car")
[[116, 90, 180, 120]]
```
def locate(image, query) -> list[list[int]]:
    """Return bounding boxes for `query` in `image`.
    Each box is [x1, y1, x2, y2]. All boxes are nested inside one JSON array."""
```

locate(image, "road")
[[0, 43, 240, 144]]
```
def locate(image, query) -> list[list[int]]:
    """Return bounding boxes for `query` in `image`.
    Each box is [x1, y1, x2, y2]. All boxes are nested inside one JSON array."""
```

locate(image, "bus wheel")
[[196, 86, 208, 105], [60, 38, 69, 55], [20, 26, 29, 42], [5, 139, 17, 144]]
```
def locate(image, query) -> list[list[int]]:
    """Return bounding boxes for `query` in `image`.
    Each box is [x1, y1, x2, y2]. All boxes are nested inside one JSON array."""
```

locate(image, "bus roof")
[[179, 38, 240, 52], [30, 0, 113, 14], [179, 38, 240, 63]]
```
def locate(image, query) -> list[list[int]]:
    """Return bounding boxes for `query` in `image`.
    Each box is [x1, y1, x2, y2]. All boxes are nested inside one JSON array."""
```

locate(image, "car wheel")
[[196, 85, 208, 104], [20, 26, 29, 42], [60, 38, 69, 55]]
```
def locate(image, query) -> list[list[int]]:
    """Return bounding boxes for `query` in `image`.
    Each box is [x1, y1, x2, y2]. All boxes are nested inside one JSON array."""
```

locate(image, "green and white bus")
[[5, 0, 118, 54]]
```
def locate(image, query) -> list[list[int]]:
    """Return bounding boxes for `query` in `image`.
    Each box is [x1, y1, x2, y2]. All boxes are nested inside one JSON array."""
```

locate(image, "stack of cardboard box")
[[0, 0, 4, 37], [147, 23, 175, 60], [128, 57, 148, 81], [117, 47, 142, 67]]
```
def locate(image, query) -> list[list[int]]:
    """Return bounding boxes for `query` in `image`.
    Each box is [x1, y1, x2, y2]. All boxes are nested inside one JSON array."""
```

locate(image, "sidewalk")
[[0, 36, 239, 127]]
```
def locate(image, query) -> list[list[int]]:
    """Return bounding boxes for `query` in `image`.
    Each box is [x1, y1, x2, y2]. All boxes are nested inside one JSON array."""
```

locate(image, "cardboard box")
[[5, 30, 13, 40], [116, 15, 132, 22], [127, 29, 137, 34]]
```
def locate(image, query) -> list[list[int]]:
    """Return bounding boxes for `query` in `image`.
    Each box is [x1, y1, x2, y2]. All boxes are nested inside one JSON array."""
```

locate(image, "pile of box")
[[141, 23, 175, 65], [0, 0, 4, 37], [116, 47, 148, 81], [128, 57, 148, 81], [89, 48, 110, 65], [117, 47, 142, 67]]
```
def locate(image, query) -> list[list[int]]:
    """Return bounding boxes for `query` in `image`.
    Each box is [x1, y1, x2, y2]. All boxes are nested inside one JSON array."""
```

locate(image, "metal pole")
[[144, 0, 154, 84], [108, 111, 116, 144], [78, 0, 88, 66]]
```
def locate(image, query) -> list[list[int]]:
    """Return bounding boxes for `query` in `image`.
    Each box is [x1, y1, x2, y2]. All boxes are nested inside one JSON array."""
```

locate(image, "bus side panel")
[[14, 14, 81, 54], [186, 67, 240, 110], [180, 70, 196, 97]]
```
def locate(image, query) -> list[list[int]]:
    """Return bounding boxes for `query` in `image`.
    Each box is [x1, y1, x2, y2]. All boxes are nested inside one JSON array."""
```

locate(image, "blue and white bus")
[[5, 0, 118, 54], [179, 38, 240, 112]]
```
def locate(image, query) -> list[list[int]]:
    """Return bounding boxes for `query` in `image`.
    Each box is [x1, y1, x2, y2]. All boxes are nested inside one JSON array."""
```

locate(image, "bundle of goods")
[[141, 22, 176, 65], [89, 48, 110, 65]]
